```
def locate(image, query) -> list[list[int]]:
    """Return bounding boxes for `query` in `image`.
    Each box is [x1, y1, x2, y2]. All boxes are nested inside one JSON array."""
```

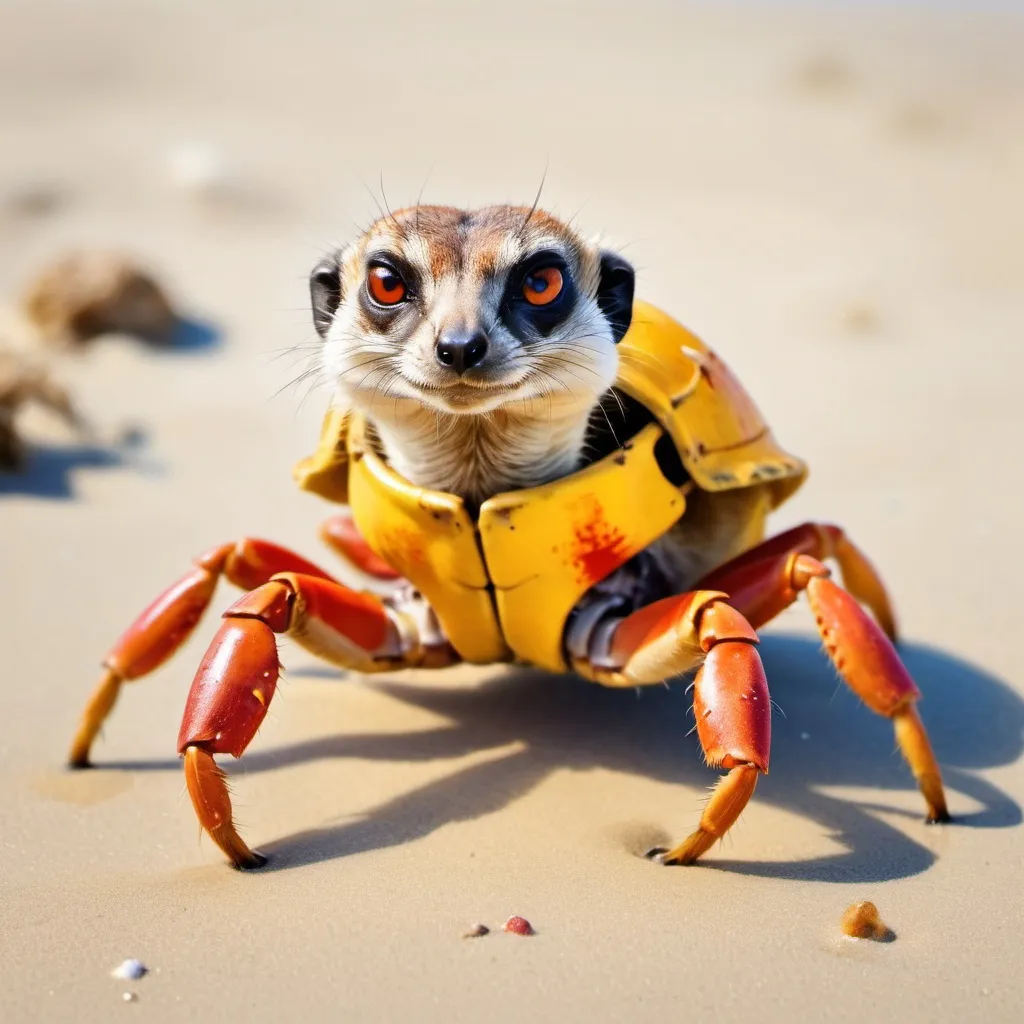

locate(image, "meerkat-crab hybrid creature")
[[69, 205, 949, 870]]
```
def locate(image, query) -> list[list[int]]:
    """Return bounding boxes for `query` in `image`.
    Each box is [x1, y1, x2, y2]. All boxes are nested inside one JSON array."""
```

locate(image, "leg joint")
[[697, 599, 760, 652], [193, 542, 235, 574], [788, 553, 830, 592], [222, 580, 294, 633]]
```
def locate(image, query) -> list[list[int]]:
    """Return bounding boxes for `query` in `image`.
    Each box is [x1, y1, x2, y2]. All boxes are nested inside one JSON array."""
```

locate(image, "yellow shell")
[[293, 300, 807, 671]]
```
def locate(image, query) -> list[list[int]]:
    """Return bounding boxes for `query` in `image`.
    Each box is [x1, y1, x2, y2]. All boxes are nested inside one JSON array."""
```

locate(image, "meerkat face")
[[310, 205, 634, 418]]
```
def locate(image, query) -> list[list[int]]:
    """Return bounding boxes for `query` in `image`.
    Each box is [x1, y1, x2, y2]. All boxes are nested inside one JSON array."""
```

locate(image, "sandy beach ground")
[[2, 1, 1023, 1020]]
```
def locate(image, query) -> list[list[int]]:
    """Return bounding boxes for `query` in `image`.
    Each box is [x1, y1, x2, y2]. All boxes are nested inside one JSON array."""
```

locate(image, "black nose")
[[435, 331, 489, 375]]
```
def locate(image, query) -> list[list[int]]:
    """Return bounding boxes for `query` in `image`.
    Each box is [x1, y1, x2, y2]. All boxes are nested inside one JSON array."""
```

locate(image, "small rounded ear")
[[310, 254, 343, 338], [596, 250, 635, 343]]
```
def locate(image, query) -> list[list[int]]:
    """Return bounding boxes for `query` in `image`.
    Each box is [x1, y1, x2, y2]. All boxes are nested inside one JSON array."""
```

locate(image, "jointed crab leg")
[[318, 513, 404, 583], [575, 591, 773, 864], [178, 572, 453, 868], [68, 539, 338, 767], [570, 527, 948, 864], [700, 521, 898, 641], [699, 542, 949, 823]]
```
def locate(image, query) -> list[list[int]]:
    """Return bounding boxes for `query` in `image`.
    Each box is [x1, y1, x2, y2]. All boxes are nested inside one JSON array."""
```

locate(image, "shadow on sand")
[[0, 428, 160, 500], [89, 634, 1023, 884], [0, 315, 218, 499], [165, 316, 221, 353]]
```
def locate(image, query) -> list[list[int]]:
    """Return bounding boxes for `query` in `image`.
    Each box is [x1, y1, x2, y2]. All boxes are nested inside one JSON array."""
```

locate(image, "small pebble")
[[794, 53, 856, 94], [840, 901, 892, 941], [166, 143, 234, 197], [890, 102, 948, 140], [503, 915, 534, 936], [842, 304, 879, 333], [461, 923, 489, 939], [122, 993, 137, 1003], [2, 182, 67, 219], [111, 959, 148, 981]]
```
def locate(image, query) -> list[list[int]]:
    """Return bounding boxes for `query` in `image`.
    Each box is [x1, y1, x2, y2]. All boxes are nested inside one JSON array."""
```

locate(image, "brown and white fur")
[[309, 204, 766, 604]]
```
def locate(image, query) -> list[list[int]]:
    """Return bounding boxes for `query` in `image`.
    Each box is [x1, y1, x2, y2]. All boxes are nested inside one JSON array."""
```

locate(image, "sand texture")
[[2, 2, 1023, 1021]]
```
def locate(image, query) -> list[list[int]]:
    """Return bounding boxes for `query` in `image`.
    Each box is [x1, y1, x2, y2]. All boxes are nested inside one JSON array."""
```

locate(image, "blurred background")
[[2, 2, 1023, 1018]]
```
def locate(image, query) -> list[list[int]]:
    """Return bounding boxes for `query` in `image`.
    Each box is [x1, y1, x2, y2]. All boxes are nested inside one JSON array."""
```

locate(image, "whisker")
[[519, 162, 549, 237], [360, 177, 389, 228], [270, 363, 323, 401], [379, 171, 402, 234]]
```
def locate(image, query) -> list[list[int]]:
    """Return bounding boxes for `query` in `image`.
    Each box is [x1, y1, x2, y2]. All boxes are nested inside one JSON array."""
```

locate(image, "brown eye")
[[367, 265, 407, 305], [522, 266, 563, 306]]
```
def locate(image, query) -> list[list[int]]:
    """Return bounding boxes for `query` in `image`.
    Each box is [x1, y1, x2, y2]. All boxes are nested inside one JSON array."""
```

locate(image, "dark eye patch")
[[500, 249, 577, 339]]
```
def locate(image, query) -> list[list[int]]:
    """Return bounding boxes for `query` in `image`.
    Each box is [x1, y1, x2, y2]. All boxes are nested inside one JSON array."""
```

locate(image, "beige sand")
[[2, 2, 1023, 1020]]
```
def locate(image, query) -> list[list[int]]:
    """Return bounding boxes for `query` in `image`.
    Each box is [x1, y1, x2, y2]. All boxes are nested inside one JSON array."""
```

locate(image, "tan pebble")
[[794, 53, 855, 94], [503, 915, 534, 936], [20, 251, 177, 346], [842, 304, 879, 333], [461, 923, 489, 939], [841, 901, 892, 941], [890, 102, 948, 139], [2, 182, 66, 219]]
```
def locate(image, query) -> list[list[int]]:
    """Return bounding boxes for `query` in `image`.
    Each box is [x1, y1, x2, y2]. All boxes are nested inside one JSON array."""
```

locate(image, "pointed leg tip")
[[67, 744, 94, 769], [234, 850, 268, 871], [926, 810, 952, 825], [644, 845, 697, 866]]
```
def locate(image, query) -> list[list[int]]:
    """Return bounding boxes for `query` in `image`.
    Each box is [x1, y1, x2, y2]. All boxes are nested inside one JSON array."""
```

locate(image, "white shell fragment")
[[122, 992, 137, 1003], [166, 143, 234, 198], [111, 959, 148, 981]]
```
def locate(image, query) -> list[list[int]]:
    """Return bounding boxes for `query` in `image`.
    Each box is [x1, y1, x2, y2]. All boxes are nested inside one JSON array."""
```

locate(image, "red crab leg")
[[698, 546, 949, 823], [178, 572, 457, 868], [700, 522, 898, 641], [318, 513, 403, 582], [68, 539, 338, 767], [600, 591, 771, 865]]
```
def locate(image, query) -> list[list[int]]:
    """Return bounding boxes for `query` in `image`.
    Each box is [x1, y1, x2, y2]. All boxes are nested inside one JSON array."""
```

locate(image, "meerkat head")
[[310, 205, 634, 422]]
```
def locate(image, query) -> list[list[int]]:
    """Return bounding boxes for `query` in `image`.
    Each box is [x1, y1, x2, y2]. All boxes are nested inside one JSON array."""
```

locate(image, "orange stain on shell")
[[379, 528, 427, 571], [570, 499, 632, 585]]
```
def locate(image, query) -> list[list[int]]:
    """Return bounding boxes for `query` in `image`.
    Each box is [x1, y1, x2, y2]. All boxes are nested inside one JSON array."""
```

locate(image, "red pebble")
[[503, 915, 534, 936]]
